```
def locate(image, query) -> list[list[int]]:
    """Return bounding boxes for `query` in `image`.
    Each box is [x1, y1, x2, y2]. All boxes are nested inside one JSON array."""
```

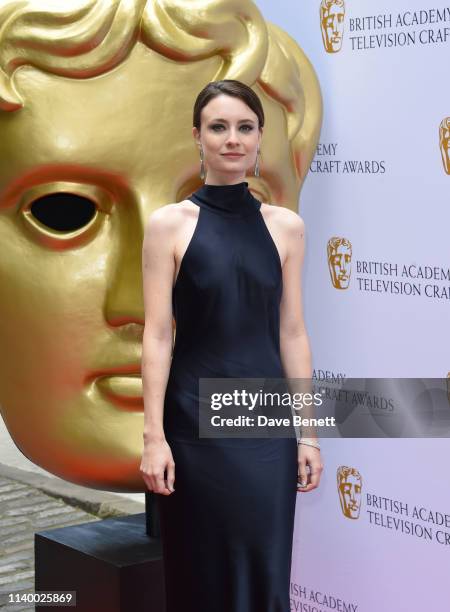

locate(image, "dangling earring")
[[254, 147, 260, 177], [199, 146, 206, 180]]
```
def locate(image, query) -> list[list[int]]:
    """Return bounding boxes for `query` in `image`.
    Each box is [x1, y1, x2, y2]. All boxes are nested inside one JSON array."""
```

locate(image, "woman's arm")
[[278, 211, 323, 492], [279, 212, 314, 415], [140, 206, 177, 495]]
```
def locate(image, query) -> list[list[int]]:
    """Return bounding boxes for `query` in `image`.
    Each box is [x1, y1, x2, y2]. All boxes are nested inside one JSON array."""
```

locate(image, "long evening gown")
[[156, 181, 298, 612]]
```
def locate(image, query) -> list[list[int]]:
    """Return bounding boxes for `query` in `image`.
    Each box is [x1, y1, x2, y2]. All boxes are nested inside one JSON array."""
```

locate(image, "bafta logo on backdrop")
[[439, 118, 450, 174], [337, 466, 362, 519], [327, 237, 352, 289], [320, 0, 345, 53]]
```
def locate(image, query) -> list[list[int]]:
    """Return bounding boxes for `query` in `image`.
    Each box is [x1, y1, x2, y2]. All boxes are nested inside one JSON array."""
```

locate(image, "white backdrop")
[[254, 1, 450, 610]]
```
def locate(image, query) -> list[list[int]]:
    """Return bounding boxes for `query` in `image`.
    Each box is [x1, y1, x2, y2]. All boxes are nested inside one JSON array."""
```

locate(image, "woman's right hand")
[[140, 437, 175, 495]]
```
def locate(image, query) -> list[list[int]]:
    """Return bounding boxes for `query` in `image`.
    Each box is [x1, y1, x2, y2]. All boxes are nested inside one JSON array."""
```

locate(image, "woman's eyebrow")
[[209, 118, 255, 124]]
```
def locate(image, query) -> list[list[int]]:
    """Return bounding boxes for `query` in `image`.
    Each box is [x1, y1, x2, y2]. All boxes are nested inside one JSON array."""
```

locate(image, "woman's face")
[[193, 94, 262, 182]]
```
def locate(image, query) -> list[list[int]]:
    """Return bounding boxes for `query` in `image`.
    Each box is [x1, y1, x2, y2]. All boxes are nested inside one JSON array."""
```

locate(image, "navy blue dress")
[[157, 181, 298, 612]]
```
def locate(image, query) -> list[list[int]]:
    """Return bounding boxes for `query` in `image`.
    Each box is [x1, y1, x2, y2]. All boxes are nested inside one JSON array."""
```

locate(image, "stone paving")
[[0, 475, 101, 611]]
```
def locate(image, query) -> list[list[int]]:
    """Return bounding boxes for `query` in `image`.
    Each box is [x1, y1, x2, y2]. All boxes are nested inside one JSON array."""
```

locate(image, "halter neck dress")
[[156, 181, 298, 612]]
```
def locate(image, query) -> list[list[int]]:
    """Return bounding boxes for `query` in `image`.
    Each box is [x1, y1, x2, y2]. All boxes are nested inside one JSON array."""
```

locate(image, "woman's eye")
[[29, 192, 97, 232], [210, 124, 253, 132]]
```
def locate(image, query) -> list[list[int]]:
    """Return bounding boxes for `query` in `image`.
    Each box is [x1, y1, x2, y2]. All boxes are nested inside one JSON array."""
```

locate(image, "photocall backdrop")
[[255, 0, 449, 610]]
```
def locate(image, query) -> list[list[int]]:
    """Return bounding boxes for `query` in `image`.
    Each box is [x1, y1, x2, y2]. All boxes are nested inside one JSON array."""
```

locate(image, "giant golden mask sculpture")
[[0, 0, 322, 491]]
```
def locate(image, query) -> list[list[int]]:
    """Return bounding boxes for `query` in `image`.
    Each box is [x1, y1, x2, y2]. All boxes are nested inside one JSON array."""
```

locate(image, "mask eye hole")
[[30, 192, 97, 232]]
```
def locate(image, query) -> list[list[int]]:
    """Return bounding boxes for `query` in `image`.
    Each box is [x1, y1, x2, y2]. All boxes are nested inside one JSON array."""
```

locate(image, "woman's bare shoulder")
[[260, 202, 305, 238], [144, 200, 198, 236]]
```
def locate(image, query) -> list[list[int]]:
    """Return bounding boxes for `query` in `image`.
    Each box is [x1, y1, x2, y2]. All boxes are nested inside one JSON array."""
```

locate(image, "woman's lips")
[[222, 153, 244, 157], [96, 374, 144, 411]]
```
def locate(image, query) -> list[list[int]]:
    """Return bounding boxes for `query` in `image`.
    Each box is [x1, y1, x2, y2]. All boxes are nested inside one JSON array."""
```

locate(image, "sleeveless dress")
[[156, 181, 298, 612]]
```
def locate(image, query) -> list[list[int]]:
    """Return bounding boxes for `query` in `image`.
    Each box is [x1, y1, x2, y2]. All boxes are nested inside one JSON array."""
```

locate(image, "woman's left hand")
[[297, 444, 323, 492]]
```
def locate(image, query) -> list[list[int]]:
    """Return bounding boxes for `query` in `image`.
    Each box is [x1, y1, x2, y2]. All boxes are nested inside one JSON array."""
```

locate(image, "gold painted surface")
[[0, 0, 322, 491]]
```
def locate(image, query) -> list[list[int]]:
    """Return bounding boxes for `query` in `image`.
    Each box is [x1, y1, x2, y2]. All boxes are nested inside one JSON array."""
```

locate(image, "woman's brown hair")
[[193, 80, 265, 131]]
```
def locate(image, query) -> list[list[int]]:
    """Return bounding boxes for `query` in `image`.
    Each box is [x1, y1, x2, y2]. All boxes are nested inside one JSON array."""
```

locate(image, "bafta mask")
[[320, 0, 345, 53], [328, 237, 352, 289], [439, 117, 450, 174], [337, 466, 362, 519], [0, 0, 322, 490]]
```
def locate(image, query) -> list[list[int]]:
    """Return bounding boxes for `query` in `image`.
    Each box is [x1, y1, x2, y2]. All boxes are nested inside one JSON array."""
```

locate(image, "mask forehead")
[[0, 43, 220, 205]]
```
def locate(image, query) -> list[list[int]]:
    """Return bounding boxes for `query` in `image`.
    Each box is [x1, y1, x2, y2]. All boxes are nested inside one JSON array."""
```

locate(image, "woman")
[[140, 79, 323, 612]]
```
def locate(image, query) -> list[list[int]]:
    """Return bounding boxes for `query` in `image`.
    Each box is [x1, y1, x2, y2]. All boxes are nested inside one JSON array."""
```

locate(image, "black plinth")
[[35, 512, 165, 611]]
